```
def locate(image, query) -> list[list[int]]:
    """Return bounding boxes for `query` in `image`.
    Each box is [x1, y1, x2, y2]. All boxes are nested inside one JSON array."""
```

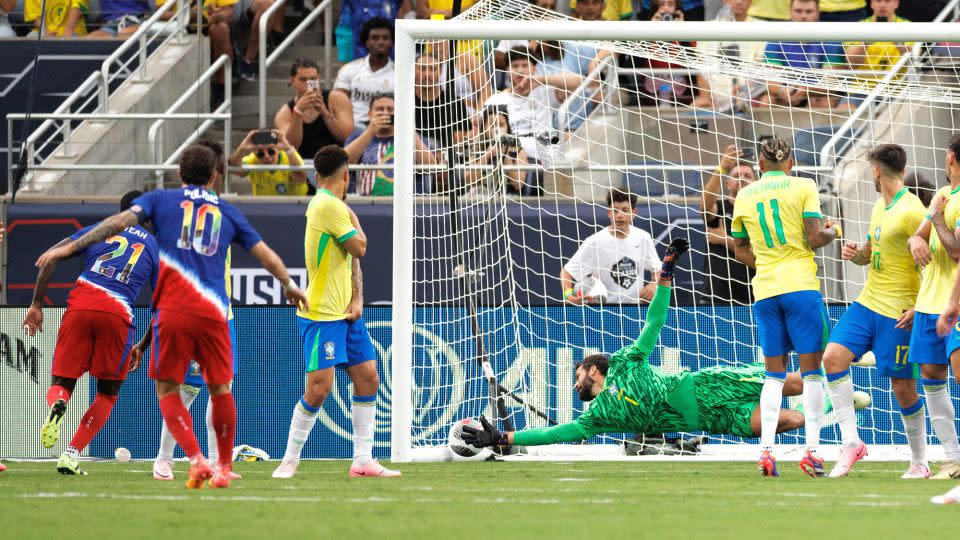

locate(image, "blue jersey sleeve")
[[132, 190, 162, 223], [223, 202, 263, 251]]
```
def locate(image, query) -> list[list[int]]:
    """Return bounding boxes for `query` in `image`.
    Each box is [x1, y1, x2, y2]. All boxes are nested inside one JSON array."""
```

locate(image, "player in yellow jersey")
[[731, 137, 840, 477], [822, 144, 928, 478], [909, 134, 960, 480], [273, 145, 400, 479]]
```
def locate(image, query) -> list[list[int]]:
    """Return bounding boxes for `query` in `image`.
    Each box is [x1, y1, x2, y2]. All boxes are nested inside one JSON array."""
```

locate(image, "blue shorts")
[[298, 316, 376, 373], [184, 318, 237, 387], [829, 302, 918, 379], [754, 290, 829, 357], [910, 311, 950, 365]]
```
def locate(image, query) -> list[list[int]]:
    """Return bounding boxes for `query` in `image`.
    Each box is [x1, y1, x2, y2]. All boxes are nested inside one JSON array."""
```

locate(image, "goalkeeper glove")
[[461, 416, 508, 448], [659, 238, 689, 281]]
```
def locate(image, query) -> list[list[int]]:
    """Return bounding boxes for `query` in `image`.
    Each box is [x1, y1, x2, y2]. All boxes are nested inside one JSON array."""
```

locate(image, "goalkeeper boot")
[[153, 458, 174, 481], [901, 463, 931, 479], [349, 458, 402, 478], [184, 456, 213, 489], [758, 451, 779, 477], [57, 450, 87, 476], [41, 399, 67, 449], [799, 450, 826, 478], [932, 459, 960, 480], [931, 485, 960, 504], [208, 464, 233, 489], [829, 440, 868, 478], [272, 458, 299, 479]]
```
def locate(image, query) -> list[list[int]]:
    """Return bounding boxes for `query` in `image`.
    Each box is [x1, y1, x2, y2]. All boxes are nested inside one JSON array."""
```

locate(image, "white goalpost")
[[392, 1, 960, 463]]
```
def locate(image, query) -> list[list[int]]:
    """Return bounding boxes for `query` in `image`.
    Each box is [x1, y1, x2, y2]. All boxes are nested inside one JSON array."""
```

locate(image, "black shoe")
[[240, 60, 257, 81], [210, 83, 225, 109]]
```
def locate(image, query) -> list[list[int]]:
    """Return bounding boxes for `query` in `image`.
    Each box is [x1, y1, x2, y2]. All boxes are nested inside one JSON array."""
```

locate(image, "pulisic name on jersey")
[[182, 187, 220, 204]]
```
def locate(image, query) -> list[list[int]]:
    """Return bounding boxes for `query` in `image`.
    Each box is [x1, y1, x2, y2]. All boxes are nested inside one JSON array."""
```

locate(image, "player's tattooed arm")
[[842, 239, 871, 266], [35, 211, 138, 268], [345, 257, 364, 322], [803, 216, 840, 249], [929, 199, 960, 262], [23, 237, 73, 335], [732, 236, 756, 268]]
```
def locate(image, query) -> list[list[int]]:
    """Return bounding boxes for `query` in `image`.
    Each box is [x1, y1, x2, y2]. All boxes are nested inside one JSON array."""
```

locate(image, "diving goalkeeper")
[[464, 238, 814, 449]]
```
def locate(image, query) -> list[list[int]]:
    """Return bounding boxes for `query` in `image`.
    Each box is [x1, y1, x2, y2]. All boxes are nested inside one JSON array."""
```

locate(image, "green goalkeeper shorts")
[[693, 364, 766, 438]]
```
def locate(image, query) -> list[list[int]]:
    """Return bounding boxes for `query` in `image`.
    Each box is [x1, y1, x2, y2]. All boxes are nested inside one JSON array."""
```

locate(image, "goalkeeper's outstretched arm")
[[461, 416, 593, 448], [620, 238, 688, 361]]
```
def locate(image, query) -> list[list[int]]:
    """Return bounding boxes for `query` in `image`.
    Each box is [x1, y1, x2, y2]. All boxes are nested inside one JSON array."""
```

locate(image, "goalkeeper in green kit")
[[464, 238, 824, 449]]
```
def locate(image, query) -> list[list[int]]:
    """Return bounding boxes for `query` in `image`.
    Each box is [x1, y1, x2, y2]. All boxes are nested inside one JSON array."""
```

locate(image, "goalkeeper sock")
[[158, 392, 201, 459], [899, 399, 927, 465], [46, 385, 72, 407], [827, 370, 860, 447], [68, 393, 118, 452], [760, 372, 785, 451], [157, 385, 200, 460], [282, 398, 319, 462], [209, 392, 236, 467], [352, 394, 377, 466], [923, 379, 960, 462], [801, 370, 824, 452]]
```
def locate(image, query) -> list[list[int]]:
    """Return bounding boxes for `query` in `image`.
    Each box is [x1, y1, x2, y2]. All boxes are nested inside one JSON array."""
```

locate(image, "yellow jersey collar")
[[761, 171, 787, 179], [885, 187, 908, 210]]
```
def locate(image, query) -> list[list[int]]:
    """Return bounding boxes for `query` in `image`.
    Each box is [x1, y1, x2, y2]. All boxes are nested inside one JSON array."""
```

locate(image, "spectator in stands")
[[695, 0, 767, 110], [344, 93, 440, 195], [639, 0, 704, 21], [570, 0, 632, 20], [0, 0, 13, 37], [484, 46, 582, 163], [337, 0, 411, 62], [819, 1, 867, 22], [763, 0, 847, 108], [493, 0, 554, 84], [560, 188, 661, 305], [414, 53, 471, 150], [904, 170, 936, 207], [26, 0, 87, 36], [275, 58, 355, 173], [416, 0, 477, 19], [334, 16, 395, 130], [228, 129, 309, 195], [158, 0, 238, 106], [532, 0, 556, 9], [845, 0, 911, 83], [238, 0, 286, 80], [464, 107, 531, 195], [748, 0, 789, 20], [87, 0, 151, 38], [699, 144, 756, 305], [636, 0, 697, 106]]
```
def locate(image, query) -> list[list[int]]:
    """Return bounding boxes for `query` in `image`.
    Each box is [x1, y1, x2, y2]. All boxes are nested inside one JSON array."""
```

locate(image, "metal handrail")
[[148, 54, 233, 188], [258, 0, 335, 127], [819, 0, 960, 167], [556, 54, 617, 131]]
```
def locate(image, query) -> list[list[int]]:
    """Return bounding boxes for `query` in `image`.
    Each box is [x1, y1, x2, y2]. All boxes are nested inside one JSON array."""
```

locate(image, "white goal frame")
[[391, 20, 960, 463]]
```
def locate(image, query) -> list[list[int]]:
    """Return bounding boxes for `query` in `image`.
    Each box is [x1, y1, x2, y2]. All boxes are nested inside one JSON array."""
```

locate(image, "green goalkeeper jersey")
[[513, 285, 703, 446]]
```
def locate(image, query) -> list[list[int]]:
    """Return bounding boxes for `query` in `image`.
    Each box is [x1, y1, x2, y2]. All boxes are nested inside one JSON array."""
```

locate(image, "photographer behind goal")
[[463, 106, 531, 195]]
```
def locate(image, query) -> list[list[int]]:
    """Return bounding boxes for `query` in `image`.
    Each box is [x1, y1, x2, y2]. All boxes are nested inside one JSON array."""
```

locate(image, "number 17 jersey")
[[730, 171, 823, 301], [133, 187, 262, 322]]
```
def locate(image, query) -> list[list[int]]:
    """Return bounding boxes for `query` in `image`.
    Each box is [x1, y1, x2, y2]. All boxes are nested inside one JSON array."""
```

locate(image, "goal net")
[[391, 0, 960, 461]]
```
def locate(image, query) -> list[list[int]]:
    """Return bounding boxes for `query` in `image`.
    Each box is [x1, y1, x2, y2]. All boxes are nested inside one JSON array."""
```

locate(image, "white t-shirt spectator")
[[484, 86, 558, 161], [334, 56, 395, 129], [564, 226, 661, 304]]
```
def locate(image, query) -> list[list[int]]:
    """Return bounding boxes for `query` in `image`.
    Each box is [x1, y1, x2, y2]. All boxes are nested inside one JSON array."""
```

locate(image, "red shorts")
[[52, 309, 135, 381], [148, 309, 233, 385]]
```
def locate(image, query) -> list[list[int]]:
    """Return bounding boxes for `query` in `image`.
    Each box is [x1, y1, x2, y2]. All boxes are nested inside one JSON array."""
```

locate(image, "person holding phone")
[[845, 0, 911, 85], [229, 129, 309, 196]]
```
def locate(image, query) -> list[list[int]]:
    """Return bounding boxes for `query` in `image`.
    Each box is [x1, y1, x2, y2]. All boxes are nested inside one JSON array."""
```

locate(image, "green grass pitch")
[[1, 460, 957, 538]]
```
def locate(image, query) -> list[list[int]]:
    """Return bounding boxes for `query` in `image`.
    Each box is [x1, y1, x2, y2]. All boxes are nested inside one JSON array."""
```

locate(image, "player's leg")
[[207, 318, 240, 479], [891, 377, 928, 478], [42, 310, 93, 449], [912, 313, 960, 479], [754, 296, 790, 476], [57, 378, 123, 476], [822, 303, 872, 456], [195, 318, 237, 488], [343, 317, 399, 477], [154, 382, 201, 480]]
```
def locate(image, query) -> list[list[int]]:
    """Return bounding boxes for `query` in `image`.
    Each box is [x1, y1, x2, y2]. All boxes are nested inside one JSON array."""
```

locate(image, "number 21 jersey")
[[133, 188, 262, 322], [730, 171, 823, 301]]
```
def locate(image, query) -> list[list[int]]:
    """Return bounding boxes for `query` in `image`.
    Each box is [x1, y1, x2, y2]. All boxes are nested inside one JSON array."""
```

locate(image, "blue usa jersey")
[[66, 224, 159, 326], [132, 187, 262, 321]]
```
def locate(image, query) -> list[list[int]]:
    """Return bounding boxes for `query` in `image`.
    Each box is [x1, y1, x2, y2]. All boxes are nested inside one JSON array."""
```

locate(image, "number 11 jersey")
[[133, 187, 262, 322], [730, 170, 823, 301]]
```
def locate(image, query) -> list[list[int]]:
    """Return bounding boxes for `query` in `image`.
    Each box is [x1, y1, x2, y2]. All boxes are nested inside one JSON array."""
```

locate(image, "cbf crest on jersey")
[[873, 226, 881, 242], [606, 384, 619, 396], [324, 341, 336, 360]]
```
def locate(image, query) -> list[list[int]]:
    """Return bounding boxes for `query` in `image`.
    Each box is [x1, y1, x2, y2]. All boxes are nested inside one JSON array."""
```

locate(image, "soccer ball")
[[114, 447, 131, 463], [448, 418, 484, 457]]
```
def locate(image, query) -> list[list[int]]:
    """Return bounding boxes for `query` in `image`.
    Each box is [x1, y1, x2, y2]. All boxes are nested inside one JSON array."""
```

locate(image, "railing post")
[[224, 61, 233, 194], [137, 31, 149, 81], [6, 118, 13, 192], [258, 7, 268, 127], [99, 72, 109, 114], [324, 0, 333, 86], [60, 121, 76, 158]]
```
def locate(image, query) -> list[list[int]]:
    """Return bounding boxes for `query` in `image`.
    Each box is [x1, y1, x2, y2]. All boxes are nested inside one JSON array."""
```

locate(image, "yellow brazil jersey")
[[731, 171, 822, 301], [914, 185, 960, 314], [242, 150, 308, 196], [747, 0, 789, 20], [857, 189, 925, 319], [820, 1, 865, 11], [298, 189, 358, 322], [25, 0, 88, 36], [156, 0, 238, 19]]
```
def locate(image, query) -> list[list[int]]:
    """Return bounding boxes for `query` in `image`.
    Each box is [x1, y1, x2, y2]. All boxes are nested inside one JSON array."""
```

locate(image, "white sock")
[[827, 370, 860, 448], [157, 385, 199, 460], [900, 399, 927, 465], [282, 398, 319, 462], [801, 370, 824, 452], [760, 373, 785, 451], [924, 381, 960, 462], [352, 395, 377, 465], [206, 382, 232, 464]]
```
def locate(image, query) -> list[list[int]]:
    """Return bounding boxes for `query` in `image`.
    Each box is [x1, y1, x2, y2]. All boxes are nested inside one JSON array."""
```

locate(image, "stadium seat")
[[624, 161, 702, 198]]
